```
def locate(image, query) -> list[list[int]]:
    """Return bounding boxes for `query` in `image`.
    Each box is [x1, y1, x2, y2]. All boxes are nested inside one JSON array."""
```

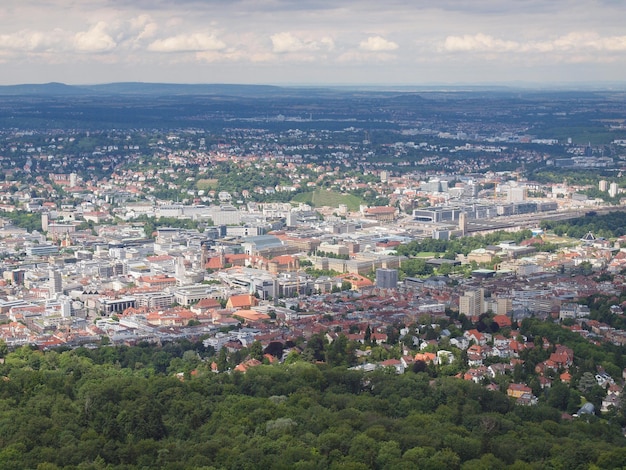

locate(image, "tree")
[[364, 325, 372, 344], [248, 341, 264, 361], [400, 258, 433, 278], [325, 334, 356, 367], [547, 381, 571, 411], [303, 333, 326, 362], [217, 347, 228, 372], [578, 372, 597, 394]]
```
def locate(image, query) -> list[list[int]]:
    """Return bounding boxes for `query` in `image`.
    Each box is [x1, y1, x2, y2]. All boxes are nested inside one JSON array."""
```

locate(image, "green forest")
[[541, 211, 626, 239], [0, 335, 625, 470]]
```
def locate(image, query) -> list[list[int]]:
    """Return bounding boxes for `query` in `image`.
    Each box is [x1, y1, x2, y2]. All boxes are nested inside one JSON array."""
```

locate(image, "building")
[[98, 297, 137, 315], [138, 274, 178, 289], [317, 243, 349, 257], [226, 294, 259, 310], [485, 298, 512, 316], [376, 268, 398, 289], [506, 186, 526, 203], [26, 244, 60, 257], [559, 303, 591, 321], [173, 285, 221, 306], [241, 235, 284, 256], [459, 288, 484, 318], [135, 292, 175, 309], [414, 206, 462, 223], [363, 206, 397, 222], [48, 269, 62, 296]]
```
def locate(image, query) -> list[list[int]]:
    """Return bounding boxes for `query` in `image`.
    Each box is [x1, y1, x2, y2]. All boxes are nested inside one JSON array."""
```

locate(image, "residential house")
[[379, 359, 405, 374], [464, 329, 491, 346], [507, 383, 533, 399], [464, 366, 488, 383]]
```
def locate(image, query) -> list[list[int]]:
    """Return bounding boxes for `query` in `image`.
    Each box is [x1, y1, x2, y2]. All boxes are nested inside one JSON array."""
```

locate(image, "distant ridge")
[[0, 82, 91, 96], [0, 82, 288, 97], [1, 81, 623, 97], [85, 82, 287, 96]]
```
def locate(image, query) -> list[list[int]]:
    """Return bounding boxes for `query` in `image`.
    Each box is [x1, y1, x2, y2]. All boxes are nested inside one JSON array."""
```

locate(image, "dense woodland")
[[541, 211, 626, 239], [0, 318, 625, 470]]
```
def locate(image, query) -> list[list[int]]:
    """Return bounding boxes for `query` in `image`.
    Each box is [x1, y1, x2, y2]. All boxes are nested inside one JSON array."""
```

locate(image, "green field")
[[292, 189, 363, 211], [196, 179, 219, 190]]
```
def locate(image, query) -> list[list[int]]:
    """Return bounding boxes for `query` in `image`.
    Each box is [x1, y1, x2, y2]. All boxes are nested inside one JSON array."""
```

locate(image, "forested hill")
[[0, 341, 625, 469]]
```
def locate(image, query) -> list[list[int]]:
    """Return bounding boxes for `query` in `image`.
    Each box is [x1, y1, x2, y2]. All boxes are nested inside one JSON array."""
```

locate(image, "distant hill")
[[0, 82, 92, 96], [0, 82, 287, 97], [0, 82, 452, 99], [83, 82, 287, 96], [0, 81, 624, 98]]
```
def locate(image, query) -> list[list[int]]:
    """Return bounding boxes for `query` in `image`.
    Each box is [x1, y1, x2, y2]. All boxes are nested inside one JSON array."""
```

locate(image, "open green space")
[[292, 189, 363, 211], [196, 178, 219, 190]]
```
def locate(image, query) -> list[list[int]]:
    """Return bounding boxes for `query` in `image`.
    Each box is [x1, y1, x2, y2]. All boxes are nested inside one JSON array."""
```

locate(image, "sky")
[[1, 0, 625, 86]]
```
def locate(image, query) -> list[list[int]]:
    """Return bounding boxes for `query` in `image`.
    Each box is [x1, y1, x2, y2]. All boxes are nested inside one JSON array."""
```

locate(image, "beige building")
[[459, 288, 485, 317], [485, 297, 512, 316], [467, 248, 495, 264]]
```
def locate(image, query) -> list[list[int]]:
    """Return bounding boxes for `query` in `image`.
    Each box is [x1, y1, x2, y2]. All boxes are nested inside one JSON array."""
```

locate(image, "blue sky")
[[1, 0, 625, 85]]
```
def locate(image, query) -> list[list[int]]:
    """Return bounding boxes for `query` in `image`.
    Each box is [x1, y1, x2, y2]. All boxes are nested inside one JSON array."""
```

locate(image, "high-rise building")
[[507, 186, 526, 202], [49, 269, 62, 296], [599, 180, 608, 192], [609, 182, 619, 198], [459, 288, 484, 317], [376, 268, 398, 289], [458, 212, 467, 236]]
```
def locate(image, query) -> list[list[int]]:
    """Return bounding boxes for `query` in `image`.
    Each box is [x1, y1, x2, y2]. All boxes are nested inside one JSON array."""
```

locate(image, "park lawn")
[[292, 189, 363, 211], [196, 178, 219, 190]]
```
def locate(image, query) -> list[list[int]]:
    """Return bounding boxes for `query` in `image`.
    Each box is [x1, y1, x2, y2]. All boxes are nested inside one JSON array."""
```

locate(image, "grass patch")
[[197, 179, 219, 190], [292, 189, 363, 211]]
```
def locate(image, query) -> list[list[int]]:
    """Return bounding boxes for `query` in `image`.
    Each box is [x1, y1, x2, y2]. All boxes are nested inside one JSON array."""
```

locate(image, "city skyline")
[[1, 0, 626, 86]]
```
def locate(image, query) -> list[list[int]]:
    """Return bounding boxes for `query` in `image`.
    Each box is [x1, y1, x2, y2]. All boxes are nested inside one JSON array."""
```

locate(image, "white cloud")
[[442, 33, 518, 52], [442, 31, 626, 54], [270, 32, 334, 53], [359, 36, 398, 52], [148, 33, 226, 52], [0, 29, 66, 53], [547, 32, 626, 52], [74, 22, 117, 52], [129, 14, 158, 41], [1, 0, 626, 84]]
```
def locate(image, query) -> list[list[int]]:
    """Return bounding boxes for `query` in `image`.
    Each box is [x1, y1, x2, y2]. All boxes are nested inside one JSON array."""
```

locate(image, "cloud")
[[359, 36, 398, 52], [0, 29, 64, 53], [442, 33, 518, 52], [337, 50, 398, 63], [74, 22, 117, 52], [270, 32, 334, 53], [128, 14, 158, 41], [547, 32, 626, 52], [147, 33, 226, 52], [442, 31, 626, 55]]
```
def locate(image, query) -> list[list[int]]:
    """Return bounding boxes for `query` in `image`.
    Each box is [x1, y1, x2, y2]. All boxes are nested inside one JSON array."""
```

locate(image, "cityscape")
[[1, 84, 626, 467]]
